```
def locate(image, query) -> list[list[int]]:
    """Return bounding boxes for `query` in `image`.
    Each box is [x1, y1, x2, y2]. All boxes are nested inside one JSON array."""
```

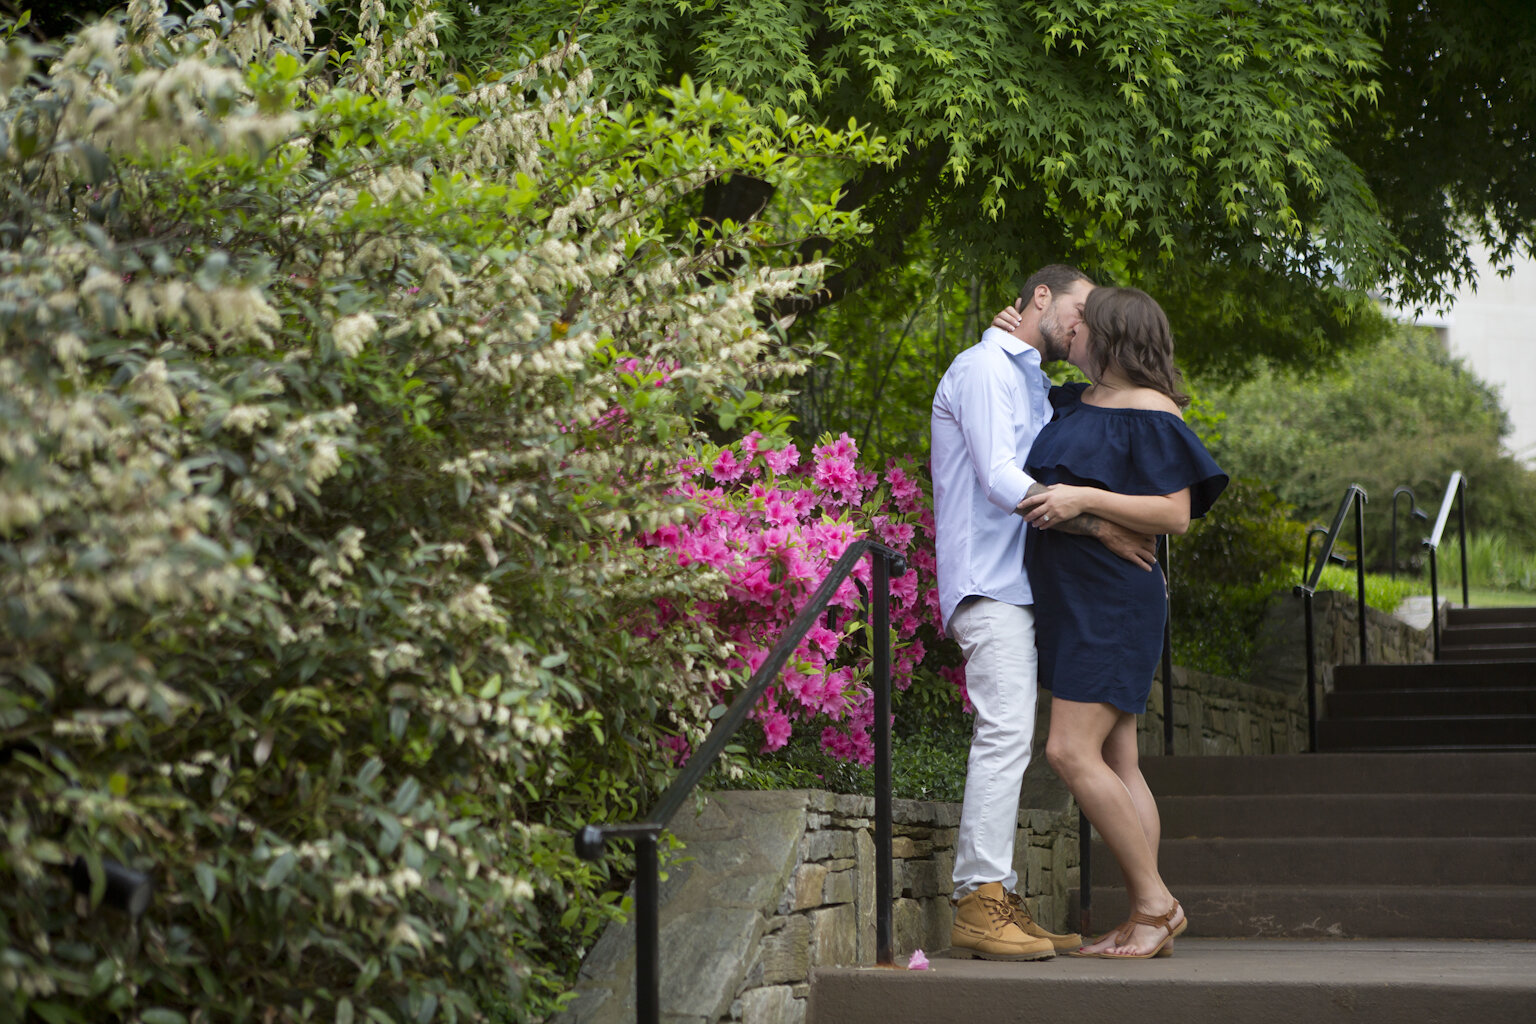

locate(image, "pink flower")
[[820, 726, 855, 760], [763, 494, 799, 527], [628, 437, 947, 769], [814, 432, 859, 462], [712, 448, 746, 482], [804, 622, 842, 659], [760, 709, 792, 752], [764, 443, 800, 475], [907, 949, 930, 970], [660, 733, 691, 766], [887, 463, 925, 514], [874, 517, 916, 550], [813, 454, 861, 504]]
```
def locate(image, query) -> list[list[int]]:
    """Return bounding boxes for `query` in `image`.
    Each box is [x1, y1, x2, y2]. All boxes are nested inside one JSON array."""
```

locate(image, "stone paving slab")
[[809, 939, 1536, 1024]]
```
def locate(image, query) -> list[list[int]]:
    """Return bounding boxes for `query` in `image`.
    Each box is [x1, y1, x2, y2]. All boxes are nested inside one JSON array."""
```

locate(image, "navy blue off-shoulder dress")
[[1025, 383, 1228, 713]]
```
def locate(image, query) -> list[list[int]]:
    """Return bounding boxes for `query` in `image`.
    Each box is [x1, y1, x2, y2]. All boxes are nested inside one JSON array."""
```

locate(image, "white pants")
[[948, 598, 1038, 898]]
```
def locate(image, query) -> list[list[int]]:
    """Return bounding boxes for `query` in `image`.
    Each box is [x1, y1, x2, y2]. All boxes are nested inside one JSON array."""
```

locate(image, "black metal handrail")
[[1424, 471, 1469, 657], [1294, 484, 1368, 751], [573, 538, 907, 1024]]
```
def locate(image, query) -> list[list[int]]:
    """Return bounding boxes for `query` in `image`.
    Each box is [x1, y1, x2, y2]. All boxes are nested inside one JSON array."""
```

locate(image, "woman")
[[999, 286, 1226, 959]]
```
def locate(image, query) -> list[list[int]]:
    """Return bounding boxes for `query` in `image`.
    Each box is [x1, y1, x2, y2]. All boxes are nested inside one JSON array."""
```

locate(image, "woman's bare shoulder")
[[1124, 388, 1184, 418]]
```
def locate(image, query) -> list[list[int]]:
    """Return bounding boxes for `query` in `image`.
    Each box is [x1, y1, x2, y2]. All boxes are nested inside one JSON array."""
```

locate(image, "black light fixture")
[[71, 855, 154, 918], [1390, 485, 1430, 579], [5, 741, 155, 918]]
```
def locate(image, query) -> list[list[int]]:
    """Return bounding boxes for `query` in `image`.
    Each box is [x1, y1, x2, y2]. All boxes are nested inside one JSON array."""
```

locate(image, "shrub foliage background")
[[1204, 325, 1536, 569], [0, 2, 875, 1020]]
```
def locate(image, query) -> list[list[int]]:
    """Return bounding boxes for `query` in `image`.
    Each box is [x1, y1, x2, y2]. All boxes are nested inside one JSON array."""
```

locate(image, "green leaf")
[[391, 777, 421, 815], [262, 851, 296, 889], [28, 1003, 83, 1024], [195, 862, 218, 902], [141, 1011, 190, 1024]]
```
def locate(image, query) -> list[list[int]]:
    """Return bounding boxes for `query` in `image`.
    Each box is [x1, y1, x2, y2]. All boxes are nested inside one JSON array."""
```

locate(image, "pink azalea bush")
[[641, 431, 953, 765]]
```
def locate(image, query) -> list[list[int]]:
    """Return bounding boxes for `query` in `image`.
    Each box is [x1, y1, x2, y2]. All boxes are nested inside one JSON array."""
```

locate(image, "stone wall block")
[[809, 903, 858, 967], [789, 863, 828, 912], [756, 913, 811, 985], [898, 857, 942, 900], [830, 792, 874, 818], [801, 829, 855, 863], [740, 985, 804, 1024], [853, 828, 877, 963], [822, 868, 856, 906]]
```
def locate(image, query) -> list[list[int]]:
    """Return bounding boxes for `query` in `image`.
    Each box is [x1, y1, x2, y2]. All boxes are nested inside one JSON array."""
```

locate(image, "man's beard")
[[1038, 310, 1071, 362]]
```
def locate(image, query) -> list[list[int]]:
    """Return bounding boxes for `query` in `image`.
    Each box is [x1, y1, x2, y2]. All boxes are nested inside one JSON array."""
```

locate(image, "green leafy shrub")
[[1169, 479, 1309, 678], [0, 2, 875, 1021]]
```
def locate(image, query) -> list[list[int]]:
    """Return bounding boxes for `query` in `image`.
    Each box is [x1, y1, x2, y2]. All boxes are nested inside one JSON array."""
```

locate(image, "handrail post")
[[1160, 535, 1174, 756], [635, 834, 661, 1024], [1457, 477, 1469, 609], [1304, 591, 1317, 752], [1424, 470, 1466, 653], [1354, 490, 1368, 665], [1428, 543, 1441, 658], [870, 549, 895, 967], [1078, 806, 1092, 937]]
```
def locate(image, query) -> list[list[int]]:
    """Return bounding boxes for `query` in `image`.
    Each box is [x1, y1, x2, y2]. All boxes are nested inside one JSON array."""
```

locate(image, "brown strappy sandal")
[[1095, 900, 1187, 960]]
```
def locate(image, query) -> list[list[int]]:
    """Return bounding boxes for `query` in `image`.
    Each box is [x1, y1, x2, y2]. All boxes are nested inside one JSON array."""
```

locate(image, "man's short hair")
[[1019, 264, 1093, 303]]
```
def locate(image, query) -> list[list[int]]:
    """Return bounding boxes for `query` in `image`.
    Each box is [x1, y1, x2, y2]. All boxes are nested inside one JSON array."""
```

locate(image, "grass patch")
[[1312, 565, 1429, 613], [1463, 587, 1536, 609]]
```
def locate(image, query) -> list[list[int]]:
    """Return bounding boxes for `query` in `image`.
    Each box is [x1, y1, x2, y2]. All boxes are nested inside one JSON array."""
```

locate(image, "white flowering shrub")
[[0, 2, 875, 1020]]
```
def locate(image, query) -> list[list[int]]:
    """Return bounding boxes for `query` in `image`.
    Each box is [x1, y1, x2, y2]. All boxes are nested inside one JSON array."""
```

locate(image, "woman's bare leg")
[[1047, 697, 1183, 956], [1075, 713, 1171, 953]]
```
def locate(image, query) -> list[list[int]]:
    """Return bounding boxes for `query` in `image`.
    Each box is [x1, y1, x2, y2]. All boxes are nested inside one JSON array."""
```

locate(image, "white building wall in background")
[[1404, 248, 1536, 465]]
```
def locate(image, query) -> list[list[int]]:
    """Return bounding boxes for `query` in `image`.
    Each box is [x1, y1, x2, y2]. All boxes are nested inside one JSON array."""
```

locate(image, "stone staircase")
[[1319, 606, 1536, 751], [1080, 751, 1536, 939], [809, 750, 1536, 1023]]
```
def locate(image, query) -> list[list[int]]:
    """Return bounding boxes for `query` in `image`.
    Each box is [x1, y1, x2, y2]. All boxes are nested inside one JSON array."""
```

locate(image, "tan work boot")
[[950, 882, 1055, 961], [1006, 890, 1083, 952]]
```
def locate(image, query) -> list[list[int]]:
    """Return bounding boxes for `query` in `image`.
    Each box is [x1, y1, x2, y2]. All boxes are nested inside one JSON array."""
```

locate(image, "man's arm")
[[1016, 483, 1157, 571]]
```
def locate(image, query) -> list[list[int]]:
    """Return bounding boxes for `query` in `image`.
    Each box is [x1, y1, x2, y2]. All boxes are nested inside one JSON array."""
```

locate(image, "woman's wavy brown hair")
[[1081, 286, 1189, 408]]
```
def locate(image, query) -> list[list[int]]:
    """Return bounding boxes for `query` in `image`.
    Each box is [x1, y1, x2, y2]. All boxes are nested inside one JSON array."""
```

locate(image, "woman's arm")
[[1018, 483, 1191, 536]]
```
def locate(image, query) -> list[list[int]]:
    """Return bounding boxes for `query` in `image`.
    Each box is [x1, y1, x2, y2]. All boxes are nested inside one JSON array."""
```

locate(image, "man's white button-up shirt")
[[930, 326, 1053, 632]]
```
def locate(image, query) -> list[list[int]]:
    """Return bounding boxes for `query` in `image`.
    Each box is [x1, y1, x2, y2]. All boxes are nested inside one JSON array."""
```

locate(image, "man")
[[930, 264, 1156, 960]]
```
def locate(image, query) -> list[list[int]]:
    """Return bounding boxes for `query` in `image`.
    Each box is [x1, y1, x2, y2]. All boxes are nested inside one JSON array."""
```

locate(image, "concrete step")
[[1088, 837, 1536, 887], [1438, 643, 1536, 661], [1443, 623, 1536, 645], [1138, 752, 1536, 795], [1071, 888, 1536, 941], [1326, 687, 1536, 717], [1157, 793, 1536, 838], [1315, 714, 1536, 750], [1448, 606, 1536, 626], [1333, 662, 1536, 690], [808, 940, 1536, 1024]]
